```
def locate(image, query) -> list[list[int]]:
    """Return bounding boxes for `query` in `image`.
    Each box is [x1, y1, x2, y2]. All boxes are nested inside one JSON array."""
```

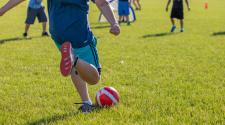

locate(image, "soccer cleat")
[[127, 22, 131, 26], [180, 29, 184, 32], [42, 32, 49, 37], [23, 33, 28, 38], [77, 103, 97, 113], [60, 42, 76, 77], [170, 25, 176, 32]]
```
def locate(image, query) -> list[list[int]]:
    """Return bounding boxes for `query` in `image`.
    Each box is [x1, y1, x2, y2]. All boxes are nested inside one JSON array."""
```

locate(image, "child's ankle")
[[83, 100, 93, 105]]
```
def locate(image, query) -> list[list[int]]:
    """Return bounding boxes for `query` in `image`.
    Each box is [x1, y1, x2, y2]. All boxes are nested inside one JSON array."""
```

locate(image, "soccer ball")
[[96, 86, 120, 107]]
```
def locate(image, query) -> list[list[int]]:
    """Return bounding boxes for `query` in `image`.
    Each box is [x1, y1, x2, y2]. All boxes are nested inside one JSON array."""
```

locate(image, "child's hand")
[[110, 24, 120, 36]]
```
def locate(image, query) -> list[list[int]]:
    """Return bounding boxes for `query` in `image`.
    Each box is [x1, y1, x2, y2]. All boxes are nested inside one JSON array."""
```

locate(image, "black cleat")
[[23, 33, 28, 38], [127, 22, 131, 26], [42, 32, 49, 37], [76, 103, 98, 113]]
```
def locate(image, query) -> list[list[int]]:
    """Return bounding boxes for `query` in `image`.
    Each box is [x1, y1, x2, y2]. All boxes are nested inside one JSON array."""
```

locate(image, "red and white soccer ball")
[[96, 86, 120, 107]]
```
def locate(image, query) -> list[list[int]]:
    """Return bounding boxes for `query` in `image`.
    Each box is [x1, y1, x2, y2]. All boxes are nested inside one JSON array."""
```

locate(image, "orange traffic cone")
[[204, 2, 208, 10]]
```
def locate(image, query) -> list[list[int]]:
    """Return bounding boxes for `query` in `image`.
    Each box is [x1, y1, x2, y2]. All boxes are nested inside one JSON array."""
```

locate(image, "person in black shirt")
[[166, 0, 190, 32]]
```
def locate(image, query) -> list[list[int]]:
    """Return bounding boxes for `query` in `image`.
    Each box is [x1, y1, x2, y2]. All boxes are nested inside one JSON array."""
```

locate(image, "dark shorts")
[[170, 7, 184, 20], [25, 7, 47, 24]]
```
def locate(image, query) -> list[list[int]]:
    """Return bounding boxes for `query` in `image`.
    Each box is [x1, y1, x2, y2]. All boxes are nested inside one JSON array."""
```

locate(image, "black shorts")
[[170, 7, 184, 20], [25, 7, 47, 24]]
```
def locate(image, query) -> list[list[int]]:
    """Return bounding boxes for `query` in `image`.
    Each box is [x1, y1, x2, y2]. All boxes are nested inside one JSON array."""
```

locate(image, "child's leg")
[[119, 16, 122, 21], [125, 16, 130, 25], [133, 0, 138, 10], [170, 18, 176, 32], [24, 8, 37, 36], [36, 7, 48, 35], [75, 59, 100, 85], [180, 19, 184, 32], [122, 16, 125, 22], [71, 70, 91, 103], [125, 16, 130, 22], [71, 70, 97, 112], [24, 24, 30, 34], [42, 22, 47, 33], [60, 42, 100, 85], [137, 0, 141, 10], [180, 19, 184, 29], [171, 18, 175, 26], [41, 22, 49, 36], [119, 16, 122, 22]]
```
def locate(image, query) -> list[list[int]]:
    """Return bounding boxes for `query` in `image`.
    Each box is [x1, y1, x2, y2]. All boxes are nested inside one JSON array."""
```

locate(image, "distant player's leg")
[[125, 16, 130, 25], [137, 0, 141, 10], [23, 24, 30, 37], [37, 7, 49, 36], [125, 1, 130, 25], [24, 8, 36, 37], [179, 8, 184, 32], [170, 18, 176, 32], [119, 16, 122, 24], [42, 22, 47, 33], [42, 22, 49, 36], [122, 16, 125, 22], [180, 19, 184, 32], [118, 1, 123, 23], [133, 0, 138, 10], [171, 18, 175, 26]]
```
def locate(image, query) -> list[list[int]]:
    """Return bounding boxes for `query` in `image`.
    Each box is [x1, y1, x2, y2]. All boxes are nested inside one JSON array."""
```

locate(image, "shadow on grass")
[[212, 31, 225, 36], [91, 25, 110, 29], [26, 111, 80, 125], [142, 32, 178, 38], [26, 107, 103, 125], [0, 36, 47, 44]]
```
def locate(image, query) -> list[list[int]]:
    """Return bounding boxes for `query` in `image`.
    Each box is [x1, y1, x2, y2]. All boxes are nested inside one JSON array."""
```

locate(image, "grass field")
[[0, 0, 225, 124]]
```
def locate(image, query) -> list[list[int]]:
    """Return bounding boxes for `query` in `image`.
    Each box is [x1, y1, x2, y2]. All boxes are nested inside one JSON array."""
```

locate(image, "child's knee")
[[88, 71, 100, 85]]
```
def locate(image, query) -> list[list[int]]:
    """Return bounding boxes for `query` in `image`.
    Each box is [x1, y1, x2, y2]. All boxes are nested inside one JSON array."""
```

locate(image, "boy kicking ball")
[[0, 0, 120, 113], [166, 0, 190, 32]]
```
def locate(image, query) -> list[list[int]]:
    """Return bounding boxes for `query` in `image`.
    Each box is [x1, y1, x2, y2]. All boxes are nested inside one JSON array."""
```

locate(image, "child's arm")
[[166, 0, 171, 12], [0, 0, 25, 16], [95, 0, 120, 36], [185, 0, 190, 11]]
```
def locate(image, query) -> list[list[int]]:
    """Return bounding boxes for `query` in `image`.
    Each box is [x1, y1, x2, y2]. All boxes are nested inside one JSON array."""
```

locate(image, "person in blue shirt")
[[24, 0, 49, 37], [0, 0, 120, 113], [118, 0, 131, 25]]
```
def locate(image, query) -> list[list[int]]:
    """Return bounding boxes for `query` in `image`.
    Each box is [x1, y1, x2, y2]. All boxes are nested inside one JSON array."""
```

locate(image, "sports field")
[[0, 0, 225, 124]]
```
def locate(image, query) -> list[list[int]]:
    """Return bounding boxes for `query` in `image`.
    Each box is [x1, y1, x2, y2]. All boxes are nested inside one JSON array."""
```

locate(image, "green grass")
[[0, 0, 225, 124]]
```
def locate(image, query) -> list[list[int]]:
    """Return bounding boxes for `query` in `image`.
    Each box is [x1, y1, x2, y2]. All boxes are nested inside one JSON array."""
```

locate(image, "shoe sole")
[[60, 42, 74, 76]]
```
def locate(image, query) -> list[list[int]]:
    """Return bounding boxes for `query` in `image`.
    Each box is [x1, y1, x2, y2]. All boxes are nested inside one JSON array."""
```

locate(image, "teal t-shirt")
[[29, 0, 43, 9]]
